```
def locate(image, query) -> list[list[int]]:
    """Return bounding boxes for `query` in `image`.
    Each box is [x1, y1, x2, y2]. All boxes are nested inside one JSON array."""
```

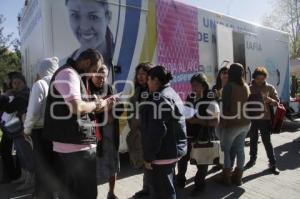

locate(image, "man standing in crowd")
[[245, 67, 280, 175], [23, 57, 59, 198], [43, 49, 116, 199]]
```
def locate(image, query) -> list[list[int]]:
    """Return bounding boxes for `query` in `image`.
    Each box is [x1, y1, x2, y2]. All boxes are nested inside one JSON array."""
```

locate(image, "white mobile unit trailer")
[[19, 0, 290, 152]]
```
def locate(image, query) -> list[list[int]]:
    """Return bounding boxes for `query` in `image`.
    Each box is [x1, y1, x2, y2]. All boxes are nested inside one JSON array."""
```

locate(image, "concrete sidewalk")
[[1, 121, 300, 199]]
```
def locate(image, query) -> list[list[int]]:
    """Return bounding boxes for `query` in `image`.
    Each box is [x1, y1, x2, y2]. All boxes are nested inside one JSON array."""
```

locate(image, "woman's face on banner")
[[67, 0, 109, 50]]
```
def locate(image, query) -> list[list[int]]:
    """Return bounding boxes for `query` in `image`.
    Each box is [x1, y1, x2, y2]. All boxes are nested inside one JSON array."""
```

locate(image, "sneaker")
[[269, 165, 280, 175], [16, 172, 34, 192], [244, 160, 256, 170], [132, 189, 150, 198]]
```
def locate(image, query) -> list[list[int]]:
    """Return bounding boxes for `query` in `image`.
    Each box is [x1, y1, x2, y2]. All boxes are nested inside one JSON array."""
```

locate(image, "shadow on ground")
[[177, 174, 245, 199], [275, 140, 300, 171]]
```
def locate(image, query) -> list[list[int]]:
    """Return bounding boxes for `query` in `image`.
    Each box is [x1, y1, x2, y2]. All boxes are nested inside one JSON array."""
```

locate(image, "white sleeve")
[[23, 81, 46, 135], [206, 101, 220, 118]]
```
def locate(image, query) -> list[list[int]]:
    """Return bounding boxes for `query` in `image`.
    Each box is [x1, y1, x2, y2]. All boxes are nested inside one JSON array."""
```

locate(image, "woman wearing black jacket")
[[177, 73, 220, 196], [0, 72, 22, 183], [140, 65, 187, 199], [0, 73, 34, 191]]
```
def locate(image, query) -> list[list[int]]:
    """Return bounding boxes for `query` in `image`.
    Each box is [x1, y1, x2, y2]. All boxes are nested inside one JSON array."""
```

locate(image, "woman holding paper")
[[177, 73, 220, 196], [88, 64, 120, 199]]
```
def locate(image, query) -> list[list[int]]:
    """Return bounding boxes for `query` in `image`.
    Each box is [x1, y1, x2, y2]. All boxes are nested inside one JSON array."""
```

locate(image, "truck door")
[[216, 24, 234, 69]]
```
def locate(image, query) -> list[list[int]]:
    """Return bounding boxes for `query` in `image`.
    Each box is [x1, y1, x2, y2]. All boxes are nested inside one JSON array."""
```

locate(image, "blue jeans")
[[220, 124, 250, 170], [13, 136, 34, 173]]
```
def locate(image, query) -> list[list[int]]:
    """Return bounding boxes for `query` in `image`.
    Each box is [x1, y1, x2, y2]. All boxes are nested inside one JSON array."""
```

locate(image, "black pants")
[[59, 148, 97, 199], [32, 129, 60, 199], [177, 142, 208, 188], [147, 163, 177, 199], [0, 131, 21, 181], [249, 120, 276, 165]]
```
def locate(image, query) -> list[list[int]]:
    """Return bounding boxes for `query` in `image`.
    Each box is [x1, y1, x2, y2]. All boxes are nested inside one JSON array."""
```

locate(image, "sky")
[[0, 0, 274, 41]]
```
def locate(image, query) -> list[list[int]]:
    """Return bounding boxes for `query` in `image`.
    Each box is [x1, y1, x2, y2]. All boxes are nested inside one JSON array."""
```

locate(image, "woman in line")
[[23, 57, 59, 198], [88, 64, 120, 199], [245, 67, 280, 174], [127, 63, 154, 198], [140, 65, 187, 199], [0, 74, 34, 191], [211, 66, 229, 172], [177, 73, 220, 196], [219, 63, 251, 186], [212, 66, 229, 100], [0, 72, 22, 183]]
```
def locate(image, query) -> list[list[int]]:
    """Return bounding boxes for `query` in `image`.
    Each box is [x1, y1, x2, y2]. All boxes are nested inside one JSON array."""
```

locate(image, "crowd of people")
[[0, 48, 281, 199]]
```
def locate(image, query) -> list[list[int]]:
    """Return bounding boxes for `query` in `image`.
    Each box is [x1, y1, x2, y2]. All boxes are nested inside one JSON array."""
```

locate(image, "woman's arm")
[[265, 86, 280, 106], [23, 82, 46, 135]]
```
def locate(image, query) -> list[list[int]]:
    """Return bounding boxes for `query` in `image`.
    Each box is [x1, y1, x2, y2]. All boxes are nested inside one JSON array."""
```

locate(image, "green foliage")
[[0, 14, 21, 88]]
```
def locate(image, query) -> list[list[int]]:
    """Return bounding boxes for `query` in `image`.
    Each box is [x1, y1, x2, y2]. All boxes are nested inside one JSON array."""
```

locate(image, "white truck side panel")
[[19, 0, 290, 153]]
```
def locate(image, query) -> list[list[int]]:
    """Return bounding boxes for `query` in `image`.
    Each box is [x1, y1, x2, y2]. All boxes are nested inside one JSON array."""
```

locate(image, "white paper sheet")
[[184, 106, 197, 119]]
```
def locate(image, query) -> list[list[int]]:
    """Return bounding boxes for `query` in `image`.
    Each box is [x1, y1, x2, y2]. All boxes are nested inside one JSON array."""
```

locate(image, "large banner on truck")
[[156, 0, 200, 99], [41, 0, 153, 152]]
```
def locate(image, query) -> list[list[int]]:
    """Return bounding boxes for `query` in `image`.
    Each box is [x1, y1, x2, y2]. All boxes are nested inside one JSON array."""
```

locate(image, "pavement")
[[1, 120, 300, 199]]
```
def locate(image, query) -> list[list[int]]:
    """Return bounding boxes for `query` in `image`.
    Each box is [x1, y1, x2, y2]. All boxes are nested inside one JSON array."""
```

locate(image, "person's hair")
[[148, 65, 173, 86], [252, 67, 268, 79], [1, 72, 22, 90], [228, 63, 245, 85], [134, 62, 153, 86], [76, 49, 104, 67], [215, 66, 228, 90], [190, 72, 210, 97], [65, 0, 111, 20], [11, 73, 27, 86], [97, 64, 109, 76]]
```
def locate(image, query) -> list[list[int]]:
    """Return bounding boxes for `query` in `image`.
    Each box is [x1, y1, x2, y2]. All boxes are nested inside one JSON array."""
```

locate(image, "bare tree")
[[263, 0, 300, 58]]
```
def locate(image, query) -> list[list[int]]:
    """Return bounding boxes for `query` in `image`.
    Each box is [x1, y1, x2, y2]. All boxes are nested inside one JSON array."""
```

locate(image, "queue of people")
[[0, 48, 281, 199]]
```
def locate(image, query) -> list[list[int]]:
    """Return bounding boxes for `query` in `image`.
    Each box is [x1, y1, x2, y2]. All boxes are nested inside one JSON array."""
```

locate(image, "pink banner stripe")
[[157, 0, 199, 99]]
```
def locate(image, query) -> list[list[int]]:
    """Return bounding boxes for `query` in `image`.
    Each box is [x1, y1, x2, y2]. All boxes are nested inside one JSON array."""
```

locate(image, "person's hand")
[[214, 89, 223, 99], [264, 96, 276, 104], [106, 96, 117, 111], [22, 132, 31, 142], [144, 161, 153, 170], [94, 98, 105, 112]]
